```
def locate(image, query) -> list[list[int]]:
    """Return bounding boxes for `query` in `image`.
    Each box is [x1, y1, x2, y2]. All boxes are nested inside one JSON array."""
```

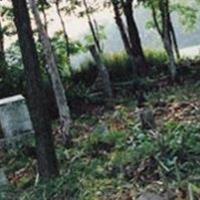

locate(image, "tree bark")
[[82, 0, 112, 100], [55, 0, 73, 75], [89, 45, 113, 101], [38, 0, 49, 34], [55, 4, 69, 58], [112, 0, 132, 56], [11, 0, 58, 179], [111, 0, 147, 76], [122, 0, 148, 75], [0, 17, 5, 64], [169, 18, 180, 60], [111, 0, 138, 77], [159, 0, 177, 79], [28, 0, 71, 145], [83, 0, 102, 53], [0, 14, 8, 83]]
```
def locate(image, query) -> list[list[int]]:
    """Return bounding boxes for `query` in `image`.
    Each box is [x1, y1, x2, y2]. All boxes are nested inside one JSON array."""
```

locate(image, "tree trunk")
[[169, 18, 180, 60], [0, 15, 7, 81], [28, 0, 71, 145], [55, 0, 72, 74], [164, 38, 177, 79], [83, 0, 112, 100], [89, 45, 113, 101], [40, 0, 48, 34], [11, 0, 58, 179], [122, 0, 148, 76], [112, 0, 138, 77], [160, 0, 177, 79], [0, 18, 5, 64], [83, 0, 102, 53], [112, 1, 131, 56]]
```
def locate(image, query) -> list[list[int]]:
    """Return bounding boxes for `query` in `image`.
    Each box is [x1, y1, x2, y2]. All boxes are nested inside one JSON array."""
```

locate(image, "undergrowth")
[[1, 83, 200, 199]]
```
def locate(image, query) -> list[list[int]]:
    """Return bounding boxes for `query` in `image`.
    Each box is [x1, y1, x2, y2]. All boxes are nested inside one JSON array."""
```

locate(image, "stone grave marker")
[[0, 95, 34, 147], [0, 168, 8, 186]]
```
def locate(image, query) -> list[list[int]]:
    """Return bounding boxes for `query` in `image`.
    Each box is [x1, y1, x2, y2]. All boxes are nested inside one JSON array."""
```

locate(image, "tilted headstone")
[[0, 95, 34, 147]]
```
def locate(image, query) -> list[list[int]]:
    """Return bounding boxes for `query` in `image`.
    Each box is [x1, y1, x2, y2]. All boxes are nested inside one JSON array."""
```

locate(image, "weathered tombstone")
[[0, 95, 34, 147], [0, 168, 8, 186], [139, 107, 156, 130], [137, 192, 166, 200]]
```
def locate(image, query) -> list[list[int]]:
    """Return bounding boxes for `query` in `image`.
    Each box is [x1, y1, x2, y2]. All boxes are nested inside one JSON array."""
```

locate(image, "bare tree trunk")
[[151, 4, 163, 37], [112, 1, 131, 55], [151, 0, 177, 79], [29, 0, 71, 145], [83, 0, 102, 53], [40, 0, 48, 34], [164, 38, 177, 79], [112, 0, 138, 77], [0, 17, 6, 64], [0, 16, 7, 81], [12, 0, 58, 179], [122, 0, 148, 76], [89, 45, 113, 101], [82, 0, 112, 100], [169, 19, 180, 60], [160, 0, 177, 80], [55, 0, 72, 72]]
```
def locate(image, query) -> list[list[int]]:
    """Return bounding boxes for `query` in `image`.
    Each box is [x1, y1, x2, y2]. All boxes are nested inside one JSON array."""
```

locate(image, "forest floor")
[[1, 70, 200, 199]]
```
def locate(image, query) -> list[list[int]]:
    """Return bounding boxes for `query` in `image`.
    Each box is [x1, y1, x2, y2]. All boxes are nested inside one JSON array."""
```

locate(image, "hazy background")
[[69, 5, 200, 67], [2, 1, 200, 68]]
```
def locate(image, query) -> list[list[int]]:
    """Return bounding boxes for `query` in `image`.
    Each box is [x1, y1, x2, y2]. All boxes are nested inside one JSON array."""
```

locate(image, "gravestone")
[[0, 168, 8, 186], [0, 95, 34, 147]]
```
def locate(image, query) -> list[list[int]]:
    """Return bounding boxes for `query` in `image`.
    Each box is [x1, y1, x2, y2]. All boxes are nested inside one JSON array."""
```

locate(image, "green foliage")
[[51, 32, 84, 77], [83, 25, 106, 49], [171, 3, 198, 31], [2, 121, 199, 199], [0, 5, 16, 37], [142, 0, 199, 36], [0, 42, 25, 98], [103, 52, 133, 82], [1, 76, 200, 199], [145, 49, 168, 67], [79, 50, 168, 82]]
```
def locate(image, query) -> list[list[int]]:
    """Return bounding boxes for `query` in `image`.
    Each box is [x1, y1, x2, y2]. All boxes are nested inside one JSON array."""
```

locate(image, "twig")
[[154, 156, 170, 173]]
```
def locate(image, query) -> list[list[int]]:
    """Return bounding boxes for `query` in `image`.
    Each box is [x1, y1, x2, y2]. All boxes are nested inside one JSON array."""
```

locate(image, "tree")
[[28, 0, 71, 145], [111, 0, 148, 76], [83, 0, 102, 53], [0, 5, 10, 90], [38, 0, 49, 34], [141, 0, 180, 79], [82, 0, 113, 100], [152, 0, 177, 79], [54, 0, 71, 68], [89, 45, 113, 102], [11, 0, 58, 179], [67, 0, 113, 100], [0, 15, 6, 66]]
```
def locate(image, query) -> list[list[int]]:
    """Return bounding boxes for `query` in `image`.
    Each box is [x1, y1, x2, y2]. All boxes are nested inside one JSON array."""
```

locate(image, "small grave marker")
[[0, 95, 34, 147], [0, 168, 8, 186]]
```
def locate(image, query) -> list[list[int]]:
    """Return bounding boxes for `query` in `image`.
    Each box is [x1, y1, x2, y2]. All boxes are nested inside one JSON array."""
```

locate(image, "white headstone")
[[0, 95, 34, 146]]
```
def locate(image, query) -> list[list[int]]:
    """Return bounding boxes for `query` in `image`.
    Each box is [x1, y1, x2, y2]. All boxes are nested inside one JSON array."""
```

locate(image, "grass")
[[1, 50, 200, 199], [76, 49, 168, 83], [0, 82, 200, 199]]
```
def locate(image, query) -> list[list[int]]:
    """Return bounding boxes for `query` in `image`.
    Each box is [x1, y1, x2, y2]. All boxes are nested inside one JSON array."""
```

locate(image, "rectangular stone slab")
[[0, 168, 8, 186], [0, 95, 34, 141]]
